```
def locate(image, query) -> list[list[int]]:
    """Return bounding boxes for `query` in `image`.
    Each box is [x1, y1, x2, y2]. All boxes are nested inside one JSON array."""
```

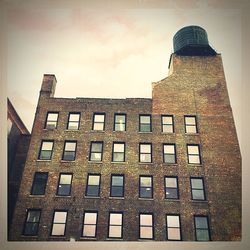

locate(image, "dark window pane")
[[27, 211, 40, 222], [87, 186, 99, 196], [24, 223, 39, 235], [196, 229, 209, 241], [63, 151, 75, 161], [111, 186, 123, 197], [58, 184, 71, 196], [32, 173, 47, 195], [140, 187, 152, 198], [195, 217, 208, 228], [39, 151, 52, 160], [166, 188, 178, 199]]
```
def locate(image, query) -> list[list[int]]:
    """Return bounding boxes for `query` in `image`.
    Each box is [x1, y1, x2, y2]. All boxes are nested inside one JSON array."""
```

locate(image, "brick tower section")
[[152, 54, 241, 240]]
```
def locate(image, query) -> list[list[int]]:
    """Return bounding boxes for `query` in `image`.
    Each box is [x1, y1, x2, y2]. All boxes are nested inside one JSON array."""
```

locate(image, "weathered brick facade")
[[9, 27, 241, 241]]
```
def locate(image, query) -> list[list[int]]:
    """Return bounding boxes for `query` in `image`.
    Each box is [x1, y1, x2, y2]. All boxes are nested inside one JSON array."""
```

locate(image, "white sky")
[[6, 1, 242, 146]]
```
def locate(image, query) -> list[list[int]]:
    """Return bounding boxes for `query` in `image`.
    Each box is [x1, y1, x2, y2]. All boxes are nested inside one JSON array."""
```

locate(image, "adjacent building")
[[8, 98, 30, 238], [9, 26, 241, 241]]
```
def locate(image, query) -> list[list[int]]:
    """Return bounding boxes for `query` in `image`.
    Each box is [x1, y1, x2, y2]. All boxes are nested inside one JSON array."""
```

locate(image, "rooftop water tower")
[[173, 26, 217, 56]]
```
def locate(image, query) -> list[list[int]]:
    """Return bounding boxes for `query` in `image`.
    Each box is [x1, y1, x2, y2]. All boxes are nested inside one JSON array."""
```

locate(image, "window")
[[51, 210, 68, 236], [139, 143, 152, 163], [165, 177, 179, 199], [184, 115, 198, 133], [38, 140, 54, 160], [166, 215, 181, 241], [190, 177, 206, 200], [82, 211, 98, 238], [163, 144, 176, 164], [110, 175, 124, 197], [187, 144, 201, 164], [161, 115, 174, 133], [92, 113, 105, 131], [139, 115, 152, 132], [89, 142, 103, 162], [31, 172, 48, 195], [86, 174, 101, 197], [194, 216, 210, 241], [45, 112, 59, 129], [112, 142, 125, 162], [57, 173, 73, 196], [139, 213, 154, 239], [114, 114, 126, 131], [62, 141, 77, 161], [67, 113, 80, 130], [23, 209, 41, 236], [139, 176, 153, 199], [108, 212, 123, 238]]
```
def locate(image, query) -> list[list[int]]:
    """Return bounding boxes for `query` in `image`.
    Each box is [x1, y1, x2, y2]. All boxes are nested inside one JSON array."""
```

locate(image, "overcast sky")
[[6, 1, 242, 145]]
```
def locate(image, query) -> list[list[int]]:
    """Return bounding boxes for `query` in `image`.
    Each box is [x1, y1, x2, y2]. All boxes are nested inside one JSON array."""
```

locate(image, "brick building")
[[9, 26, 241, 241]]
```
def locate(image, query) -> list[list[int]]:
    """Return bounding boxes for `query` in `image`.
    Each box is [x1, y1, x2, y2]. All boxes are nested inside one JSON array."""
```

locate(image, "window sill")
[[37, 159, 51, 162], [21, 235, 38, 238], [191, 200, 208, 203], [188, 164, 203, 167], [106, 238, 123, 241], [54, 195, 72, 198], [111, 161, 127, 164], [61, 160, 76, 163], [138, 132, 152, 134], [90, 130, 105, 133], [84, 196, 100, 199], [88, 161, 103, 164], [79, 237, 97, 241], [29, 195, 45, 197], [165, 199, 180, 202], [43, 128, 57, 131], [161, 132, 175, 135], [185, 133, 199, 135], [65, 129, 80, 131], [138, 238, 154, 241], [138, 198, 154, 201], [162, 163, 178, 166], [49, 236, 67, 239], [138, 162, 153, 165], [113, 130, 126, 133], [109, 197, 125, 200]]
